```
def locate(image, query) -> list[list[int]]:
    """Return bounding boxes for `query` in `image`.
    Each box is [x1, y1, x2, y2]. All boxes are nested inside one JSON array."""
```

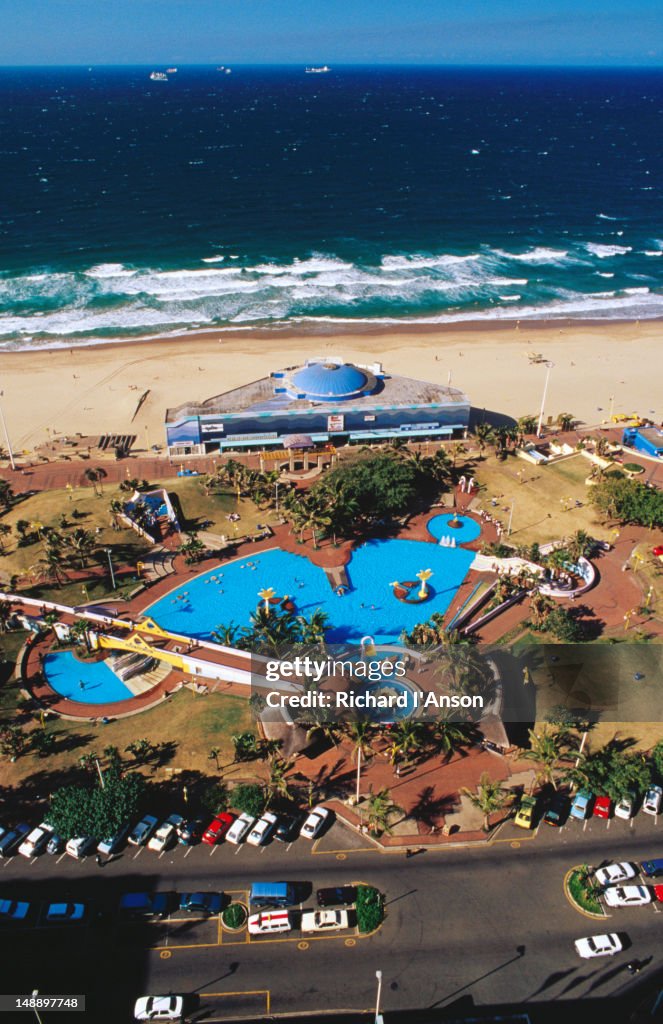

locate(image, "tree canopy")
[[45, 767, 145, 840], [590, 475, 663, 528]]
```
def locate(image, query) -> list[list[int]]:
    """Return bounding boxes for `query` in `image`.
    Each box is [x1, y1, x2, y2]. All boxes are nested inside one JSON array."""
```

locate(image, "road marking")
[[606, 820, 611, 831], [345, 938, 356, 947], [209, 846, 218, 857], [336, 853, 347, 860], [234, 846, 242, 856], [298, 941, 309, 950], [510, 841, 520, 849], [133, 848, 143, 860], [56, 853, 67, 864], [286, 842, 293, 852], [160, 950, 171, 959], [159, 851, 165, 859], [184, 847, 193, 857], [200, 990, 270, 1017]]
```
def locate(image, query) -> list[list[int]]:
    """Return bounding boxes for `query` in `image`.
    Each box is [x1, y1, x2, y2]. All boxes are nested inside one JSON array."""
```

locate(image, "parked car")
[[615, 792, 637, 820], [225, 812, 255, 846], [246, 812, 278, 847], [273, 814, 300, 843], [593, 795, 613, 820], [133, 995, 184, 1021], [301, 805, 331, 839], [603, 885, 652, 908], [514, 795, 538, 830], [574, 933, 624, 959], [0, 898, 31, 925], [46, 833, 64, 856], [642, 785, 663, 816], [41, 902, 87, 925], [0, 824, 30, 857], [148, 814, 184, 853], [570, 790, 593, 820], [119, 892, 174, 919], [202, 812, 235, 846], [247, 910, 291, 935], [97, 821, 132, 857], [543, 792, 570, 827], [594, 862, 637, 887], [179, 892, 224, 915], [653, 885, 663, 903], [301, 909, 349, 932], [18, 823, 53, 858], [128, 815, 159, 846], [176, 818, 206, 846], [640, 859, 663, 879], [65, 836, 96, 860], [316, 886, 358, 908]]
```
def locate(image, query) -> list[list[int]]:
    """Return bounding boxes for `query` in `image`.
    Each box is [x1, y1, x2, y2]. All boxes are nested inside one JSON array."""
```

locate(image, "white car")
[[574, 933, 624, 959], [642, 785, 663, 816], [133, 995, 184, 1021], [18, 824, 53, 859], [301, 908, 349, 932], [225, 812, 256, 846], [246, 811, 278, 847], [594, 862, 637, 887], [65, 836, 96, 860], [247, 910, 291, 935], [300, 805, 330, 839], [603, 885, 652, 908], [614, 792, 636, 820], [148, 814, 184, 853]]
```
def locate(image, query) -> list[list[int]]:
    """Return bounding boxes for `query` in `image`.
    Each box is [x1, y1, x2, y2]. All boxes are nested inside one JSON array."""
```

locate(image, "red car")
[[593, 795, 612, 819], [653, 545, 663, 558], [202, 812, 235, 845], [653, 885, 663, 903]]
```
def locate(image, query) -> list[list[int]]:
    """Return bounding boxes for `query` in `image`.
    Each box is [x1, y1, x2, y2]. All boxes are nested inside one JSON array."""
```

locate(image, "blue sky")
[[1, 0, 661, 66]]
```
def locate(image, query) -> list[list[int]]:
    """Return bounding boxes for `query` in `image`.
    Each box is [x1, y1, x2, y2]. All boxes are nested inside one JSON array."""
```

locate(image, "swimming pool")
[[146, 535, 476, 645], [427, 513, 481, 544], [43, 651, 135, 704]]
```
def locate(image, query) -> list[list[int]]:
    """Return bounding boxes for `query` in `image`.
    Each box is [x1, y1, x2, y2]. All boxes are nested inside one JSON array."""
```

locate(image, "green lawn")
[[1, 686, 256, 794], [472, 452, 612, 546], [157, 476, 276, 536]]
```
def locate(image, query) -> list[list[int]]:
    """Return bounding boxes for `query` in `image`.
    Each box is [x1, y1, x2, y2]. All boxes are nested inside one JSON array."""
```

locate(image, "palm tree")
[[297, 609, 329, 646], [343, 718, 376, 762], [567, 529, 592, 563], [557, 412, 575, 431], [67, 527, 96, 569], [529, 590, 555, 630], [125, 738, 153, 765], [365, 786, 403, 836], [434, 713, 478, 761], [461, 772, 511, 832], [0, 522, 11, 554], [38, 546, 68, 588], [265, 756, 296, 806], [387, 720, 426, 767], [517, 414, 537, 435], [474, 422, 493, 460], [212, 623, 241, 648], [84, 467, 106, 496], [520, 727, 567, 790]]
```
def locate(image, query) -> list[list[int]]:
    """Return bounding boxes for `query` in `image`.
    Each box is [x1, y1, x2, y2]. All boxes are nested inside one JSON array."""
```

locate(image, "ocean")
[[0, 65, 662, 349]]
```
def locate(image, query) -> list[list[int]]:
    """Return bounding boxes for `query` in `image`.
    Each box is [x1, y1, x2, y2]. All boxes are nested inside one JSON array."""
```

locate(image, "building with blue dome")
[[165, 356, 470, 456]]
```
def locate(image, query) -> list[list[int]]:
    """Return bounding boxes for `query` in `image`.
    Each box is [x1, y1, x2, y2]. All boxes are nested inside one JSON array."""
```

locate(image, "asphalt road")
[[1, 812, 662, 1022]]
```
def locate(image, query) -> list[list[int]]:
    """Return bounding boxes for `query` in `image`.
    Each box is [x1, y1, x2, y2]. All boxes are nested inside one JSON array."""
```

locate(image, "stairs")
[[141, 545, 176, 582], [121, 660, 171, 696]]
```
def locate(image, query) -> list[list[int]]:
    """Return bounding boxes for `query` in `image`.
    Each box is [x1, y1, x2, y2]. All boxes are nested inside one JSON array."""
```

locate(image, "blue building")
[[623, 426, 663, 460], [165, 357, 470, 456]]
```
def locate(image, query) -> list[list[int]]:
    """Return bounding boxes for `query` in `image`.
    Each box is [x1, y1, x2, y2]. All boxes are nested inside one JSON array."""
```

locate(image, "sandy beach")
[[2, 319, 661, 453]]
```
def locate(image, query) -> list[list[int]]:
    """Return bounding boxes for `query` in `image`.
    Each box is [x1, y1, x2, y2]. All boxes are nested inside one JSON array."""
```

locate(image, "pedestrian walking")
[[627, 960, 642, 975], [405, 848, 414, 859], [95, 853, 103, 867]]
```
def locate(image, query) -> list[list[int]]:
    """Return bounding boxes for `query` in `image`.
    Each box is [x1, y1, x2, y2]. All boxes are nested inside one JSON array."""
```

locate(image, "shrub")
[[567, 867, 603, 915], [355, 885, 384, 934], [222, 902, 247, 929], [199, 782, 229, 815], [231, 782, 266, 818]]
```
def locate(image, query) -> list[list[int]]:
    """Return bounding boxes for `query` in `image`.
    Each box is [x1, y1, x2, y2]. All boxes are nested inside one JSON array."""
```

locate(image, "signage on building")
[[327, 414, 345, 433], [227, 431, 278, 442], [201, 422, 224, 434], [399, 422, 440, 432]]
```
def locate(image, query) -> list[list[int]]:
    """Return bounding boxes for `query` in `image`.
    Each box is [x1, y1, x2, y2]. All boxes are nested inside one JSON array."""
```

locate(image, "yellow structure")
[[416, 568, 433, 600], [258, 587, 276, 613]]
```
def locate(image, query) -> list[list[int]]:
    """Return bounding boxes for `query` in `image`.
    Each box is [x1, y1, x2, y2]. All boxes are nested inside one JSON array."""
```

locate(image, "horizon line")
[[1, 61, 663, 70]]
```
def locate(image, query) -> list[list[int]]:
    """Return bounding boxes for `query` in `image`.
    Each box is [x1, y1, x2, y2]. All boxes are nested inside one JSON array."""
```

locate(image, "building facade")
[[165, 357, 470, 456]]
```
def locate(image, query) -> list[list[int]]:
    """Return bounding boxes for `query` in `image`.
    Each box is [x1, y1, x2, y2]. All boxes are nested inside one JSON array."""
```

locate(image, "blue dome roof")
[[290, 362, 368, 400]]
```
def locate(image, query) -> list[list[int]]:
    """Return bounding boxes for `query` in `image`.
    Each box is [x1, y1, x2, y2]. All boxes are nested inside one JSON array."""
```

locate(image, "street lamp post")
[[104, 548, 116, 590], [0, 391, 16, 470], [507, 501, 515, 536], [275, 480, 280, 513], [536, 361, 554, 438], [374, 970, 383, 1024]]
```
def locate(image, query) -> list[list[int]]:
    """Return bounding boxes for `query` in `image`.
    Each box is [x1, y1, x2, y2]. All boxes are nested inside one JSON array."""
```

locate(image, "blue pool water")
[[146, 537, 476, 644], [427, 513, 482, 544], [43, 651, 135, 704]]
